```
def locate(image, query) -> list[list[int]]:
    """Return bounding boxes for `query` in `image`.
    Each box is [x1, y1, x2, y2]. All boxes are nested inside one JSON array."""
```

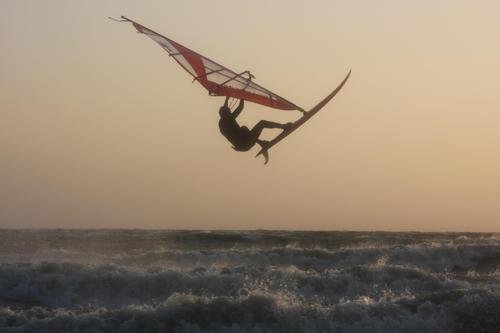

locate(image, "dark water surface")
[[1, 230, 500, 332]]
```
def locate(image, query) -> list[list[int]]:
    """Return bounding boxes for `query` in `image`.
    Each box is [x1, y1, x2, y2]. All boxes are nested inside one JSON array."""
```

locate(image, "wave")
[[2, 230, 499, 252], [0, 258, 489, 310], [1, 230, 500, 332], [0, 263, 245, 309], [104, 243, 500, 277], [2, 291, 500, 333]]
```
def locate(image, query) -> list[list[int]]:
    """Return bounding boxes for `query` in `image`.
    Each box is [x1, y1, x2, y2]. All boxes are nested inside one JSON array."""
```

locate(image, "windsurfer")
[[219, 96, 293, 151]]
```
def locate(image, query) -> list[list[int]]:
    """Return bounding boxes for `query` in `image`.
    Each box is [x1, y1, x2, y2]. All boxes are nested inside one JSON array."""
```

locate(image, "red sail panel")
[[127, 18, 301, 111]]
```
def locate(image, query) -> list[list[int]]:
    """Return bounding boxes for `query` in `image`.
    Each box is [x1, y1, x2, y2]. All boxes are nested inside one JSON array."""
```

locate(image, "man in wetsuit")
[[218, 96, 293, 151]]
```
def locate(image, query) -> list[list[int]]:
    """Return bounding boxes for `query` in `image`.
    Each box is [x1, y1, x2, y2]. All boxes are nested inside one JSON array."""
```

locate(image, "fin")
[[255, 149, 270, 165], [262, 150, 269, 164]]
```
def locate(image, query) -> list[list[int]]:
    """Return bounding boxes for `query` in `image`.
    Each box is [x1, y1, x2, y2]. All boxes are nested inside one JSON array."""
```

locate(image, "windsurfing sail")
[[117, 16, 303, 111]]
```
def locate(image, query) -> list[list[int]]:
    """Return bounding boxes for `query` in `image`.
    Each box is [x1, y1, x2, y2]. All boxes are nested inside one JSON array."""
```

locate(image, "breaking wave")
[[1, 230, 499, 332]]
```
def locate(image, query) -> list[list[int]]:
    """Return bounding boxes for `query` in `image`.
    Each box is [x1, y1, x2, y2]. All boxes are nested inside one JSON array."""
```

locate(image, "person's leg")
[[251, 120, 292, 137], [248, 121, 293, 152]]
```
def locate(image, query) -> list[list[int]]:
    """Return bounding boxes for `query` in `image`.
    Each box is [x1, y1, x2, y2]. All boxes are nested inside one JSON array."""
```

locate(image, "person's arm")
[[224, 96, 230, 107], [232, 99, 244, 118]]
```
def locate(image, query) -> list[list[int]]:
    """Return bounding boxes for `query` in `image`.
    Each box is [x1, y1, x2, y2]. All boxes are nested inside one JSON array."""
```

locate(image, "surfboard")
[[256, 70, 351, 164]]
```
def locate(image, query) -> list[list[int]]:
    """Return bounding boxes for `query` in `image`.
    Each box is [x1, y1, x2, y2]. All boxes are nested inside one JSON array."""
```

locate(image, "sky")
[[1, 0, 500, 231]]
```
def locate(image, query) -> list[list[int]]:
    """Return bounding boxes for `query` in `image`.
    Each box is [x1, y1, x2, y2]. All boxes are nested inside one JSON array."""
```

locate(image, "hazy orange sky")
[[2, 1, 500, 231]]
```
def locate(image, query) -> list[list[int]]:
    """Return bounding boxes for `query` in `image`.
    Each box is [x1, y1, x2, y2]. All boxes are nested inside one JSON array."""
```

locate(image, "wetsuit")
[[218, 102, 256, 151]]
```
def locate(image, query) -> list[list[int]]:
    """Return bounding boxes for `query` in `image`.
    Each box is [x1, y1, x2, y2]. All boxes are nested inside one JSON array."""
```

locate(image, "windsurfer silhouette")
[[218, 96, 293, 152]]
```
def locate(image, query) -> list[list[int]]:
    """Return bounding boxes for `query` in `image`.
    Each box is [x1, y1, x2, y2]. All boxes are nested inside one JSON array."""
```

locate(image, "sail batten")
[[122, 17, 302, 111]]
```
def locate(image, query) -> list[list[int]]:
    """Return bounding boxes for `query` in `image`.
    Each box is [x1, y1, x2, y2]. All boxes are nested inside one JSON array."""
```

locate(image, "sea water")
[[1, 230, 499, 332]]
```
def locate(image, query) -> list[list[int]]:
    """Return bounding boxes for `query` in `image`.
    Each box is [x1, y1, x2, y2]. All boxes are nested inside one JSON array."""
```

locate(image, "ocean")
[[0, 230, 499, 332]]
